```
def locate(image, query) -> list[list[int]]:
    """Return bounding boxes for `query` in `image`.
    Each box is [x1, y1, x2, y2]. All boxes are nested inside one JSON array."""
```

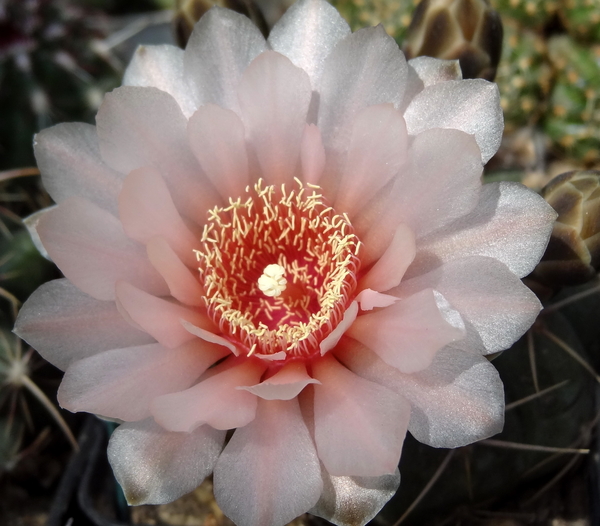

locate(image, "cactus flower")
[[14, 1, 556, 525]]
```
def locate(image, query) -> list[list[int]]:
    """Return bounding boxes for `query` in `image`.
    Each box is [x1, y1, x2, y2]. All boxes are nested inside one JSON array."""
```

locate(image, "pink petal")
[[152, 360, 264, 432], [123, 44, 196, 117], [37, 198, 167, 301], [183, 7, 266, 113], [108, 418, 225, 505], [58, 340, 228, 421], [188, 104, 249, 199], [338, 340, 505, 448], [356, 128, 482, 263], [268, 0, 350, 87], [115, 281, 212, 349], [239, 362, 319, 400], [214, 398, 322, 526], [146, 237, 204, 306], [403, 79, 503, 163], [14, 279, 152, 371], [238, 51, 312, 186], [312, 354, 410, 477], [346, 288, 465, 374], [34, 123, 123, 215], [319, 301, 358, 355], [300, 124, 326, 185], [96, 86, 221, 224], [181, 319, 239, 355], [317, 26, 407, 158], [410, 182, 557, 279], [329, 104, 407, 215], [393, 256, 541, 354], [359, 224, 415, 292], [355, 289, 398, 311], [119, 166, 198, 267], [310, 465, 400, 526]]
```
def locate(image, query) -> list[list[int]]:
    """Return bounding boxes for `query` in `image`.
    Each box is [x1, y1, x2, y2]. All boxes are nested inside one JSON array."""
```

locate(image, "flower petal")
[[14, 279, 152, 370], [410, 182, 557, 279], [318, 26, 408, 156], [37, 198, 167, 301], [34, 123, 123, 215], [310, 465, 401, 526], [409, 56, 463, 87], [183, 7, 267, 113], [347, 288, 465, 374], [403, 79, 503, 163], [188, 104, 249, 199], [123, 44, 196, 117], [359, 224, 415, 292], [214, 398, 322, 526], [395, 257, 541, 354], [313, 354, 410, 477], [115, 281, 211, 349], [300, 124, 326, 185], [58, 340, 227, 421], [146, 237, 204, 306], [108, 418, 225, 505], [339, 340, 505, 448], [152, 360, 264, 432], [238, 51, 312, 186], [330, 104, 407, 215], [319, 301, 358, 355], [119, 166, 198, 267], [268, 0, 350, 87], [96, 86, 220, 224], [239, 362, 319, 400]]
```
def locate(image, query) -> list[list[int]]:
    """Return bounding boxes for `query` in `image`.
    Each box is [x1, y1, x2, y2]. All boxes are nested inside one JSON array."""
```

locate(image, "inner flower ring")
[[196, 178, 362, 359]]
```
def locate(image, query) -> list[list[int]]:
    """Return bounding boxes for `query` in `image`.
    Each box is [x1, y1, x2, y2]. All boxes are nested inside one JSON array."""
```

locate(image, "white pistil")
[[258, 263, 287, 297]]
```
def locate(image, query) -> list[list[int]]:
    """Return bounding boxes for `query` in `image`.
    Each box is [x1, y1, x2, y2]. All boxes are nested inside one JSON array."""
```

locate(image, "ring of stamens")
[[196, 178, 361, 358]]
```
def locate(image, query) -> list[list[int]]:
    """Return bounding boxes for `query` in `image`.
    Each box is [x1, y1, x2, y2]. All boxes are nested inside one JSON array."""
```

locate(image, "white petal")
[[410, 182, 557, 279], [300, 124, 326, 184], [108, 418, 225, 505], [238, 51, 312, 186], [214, 398, 322, 526], [58, 340, 227, 421], [409, 56, 462, 86], [317, 26, 408, 156], [395, 256, 541, 354], [96, 86, 220, 224], [403, 79, 503, 163], [239, 362, 319, 400], [37, 198, 167, 301], [123, 44, 196, 117], [313, 355, 410, 477], [14, 279, 152, 370], [310, 465, 400, 526], [339, 340, 505, 448], [188, 104, 250, 200], [268, 0, 350, 87], [183, 7, 267, 114], [34, 123, 122, 215]]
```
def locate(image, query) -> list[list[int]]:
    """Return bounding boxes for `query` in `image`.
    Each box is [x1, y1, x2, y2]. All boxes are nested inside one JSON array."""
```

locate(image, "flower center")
[[196, 179, 361, 358]]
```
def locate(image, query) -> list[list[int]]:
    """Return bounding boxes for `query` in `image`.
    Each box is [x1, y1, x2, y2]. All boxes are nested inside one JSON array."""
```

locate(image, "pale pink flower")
[[15, 1, 556, 525]]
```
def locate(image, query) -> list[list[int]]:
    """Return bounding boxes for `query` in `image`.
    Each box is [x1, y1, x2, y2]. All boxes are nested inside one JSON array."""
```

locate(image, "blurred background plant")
[[1, 0, 600, 525]]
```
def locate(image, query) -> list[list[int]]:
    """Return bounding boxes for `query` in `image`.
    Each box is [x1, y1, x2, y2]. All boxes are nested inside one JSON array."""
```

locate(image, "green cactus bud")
[[494, 18, 552, 133], [403, 0, 503, 80], [174, 0, 269, 46], [527, 170, 600, 297], [544, 36, 600, 165], [559, 0, 600, 44]]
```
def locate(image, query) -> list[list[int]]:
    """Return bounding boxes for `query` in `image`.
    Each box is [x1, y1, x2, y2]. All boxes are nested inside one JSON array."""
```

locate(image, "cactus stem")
[[505, 379, 570, 411], [478, 439, 589, 455], [0, 167, 40, 183], [541, 279, 600, 315], [523, 453, 582, 506], [527, 329, 540, 393], [392, 450, 456, 526], [541, 328, 600, 383], [19, 374, 78, 452]]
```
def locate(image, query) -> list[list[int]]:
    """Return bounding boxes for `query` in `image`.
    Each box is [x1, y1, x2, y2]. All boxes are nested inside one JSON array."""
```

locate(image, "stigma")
[[258, 264, 287, 297]]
